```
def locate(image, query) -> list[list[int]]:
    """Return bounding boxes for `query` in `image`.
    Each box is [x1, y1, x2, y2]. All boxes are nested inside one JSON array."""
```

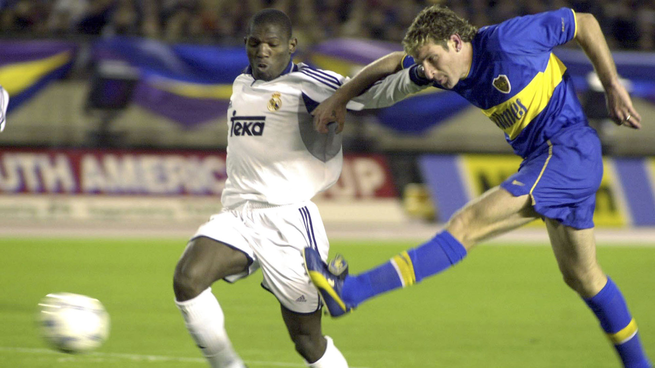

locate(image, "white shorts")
[[191, 201, 329, 314]]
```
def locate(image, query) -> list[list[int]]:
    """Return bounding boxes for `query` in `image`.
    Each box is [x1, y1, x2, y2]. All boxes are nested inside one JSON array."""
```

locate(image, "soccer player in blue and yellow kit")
[[304, 5, 651, 368]]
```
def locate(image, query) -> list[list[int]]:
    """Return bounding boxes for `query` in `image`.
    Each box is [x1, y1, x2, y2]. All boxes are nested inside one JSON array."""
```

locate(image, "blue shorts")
[[500, 126, 603, 229]]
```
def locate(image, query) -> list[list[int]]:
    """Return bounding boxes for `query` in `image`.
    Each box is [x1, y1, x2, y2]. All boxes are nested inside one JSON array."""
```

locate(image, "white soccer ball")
[[38, 292, 110, 354]]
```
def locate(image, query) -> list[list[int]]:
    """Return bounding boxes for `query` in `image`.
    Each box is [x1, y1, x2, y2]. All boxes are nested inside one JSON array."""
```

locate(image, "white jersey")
[[221, 62, 424, 208]]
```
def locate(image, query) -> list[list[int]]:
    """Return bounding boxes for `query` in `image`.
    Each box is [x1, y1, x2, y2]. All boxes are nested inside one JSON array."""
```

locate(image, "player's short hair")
[[248, 8, 293, 40], [403, 5, 477, 57]]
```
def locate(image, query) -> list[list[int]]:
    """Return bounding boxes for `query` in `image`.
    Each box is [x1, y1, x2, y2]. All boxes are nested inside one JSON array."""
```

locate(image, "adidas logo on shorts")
[[295, 295, 307, 303]]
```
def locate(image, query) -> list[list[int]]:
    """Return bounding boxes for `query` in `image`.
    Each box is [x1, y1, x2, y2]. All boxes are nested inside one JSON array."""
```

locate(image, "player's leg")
[[174, 236, 251, 301], [306, 186, 539, 316], [445, 186, 539, 248], [173, 236, 251, 368], [280, 306, 348, 367], [547, 220, 651, 368], [246, 201, 348, 366]]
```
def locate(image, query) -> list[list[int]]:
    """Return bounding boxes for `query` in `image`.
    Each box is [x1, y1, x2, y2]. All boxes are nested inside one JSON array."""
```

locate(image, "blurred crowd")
[[0, 0, 651, 50]]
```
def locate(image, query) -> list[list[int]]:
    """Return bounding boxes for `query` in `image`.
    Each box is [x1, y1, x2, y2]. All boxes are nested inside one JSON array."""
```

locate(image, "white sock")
[[307, 336, 349, 368], [175, 288, 245, 368]]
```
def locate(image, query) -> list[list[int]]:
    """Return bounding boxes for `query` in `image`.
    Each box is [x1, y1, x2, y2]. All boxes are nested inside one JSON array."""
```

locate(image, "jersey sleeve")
[[401, 55, 444, 88], [0, 86, 8, 132], [299, 64, 429, 112], [495, 8, 577, 53], [299, 66, 348, 113], [401, 54, 415, 70], [349, 67, 431, 110]]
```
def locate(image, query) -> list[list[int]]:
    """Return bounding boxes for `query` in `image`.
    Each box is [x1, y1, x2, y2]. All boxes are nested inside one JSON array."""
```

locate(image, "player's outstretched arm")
[[312, 51, 405, 134], [575, 12, 641, 129]]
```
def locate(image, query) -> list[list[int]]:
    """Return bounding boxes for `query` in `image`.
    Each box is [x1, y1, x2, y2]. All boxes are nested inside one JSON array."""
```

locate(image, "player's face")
[[415, 37, 466, 89], [245, 23, 297, 81]]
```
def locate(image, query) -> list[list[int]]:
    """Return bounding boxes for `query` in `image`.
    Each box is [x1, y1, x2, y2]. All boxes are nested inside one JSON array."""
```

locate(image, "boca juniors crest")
[[492, 75, 511, 94], [267, 92, 282, 111]]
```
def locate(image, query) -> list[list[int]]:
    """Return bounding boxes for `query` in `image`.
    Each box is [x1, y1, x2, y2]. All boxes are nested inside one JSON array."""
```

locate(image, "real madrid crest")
[[492, 74, 511, 94], [267, 92, 282, 111]]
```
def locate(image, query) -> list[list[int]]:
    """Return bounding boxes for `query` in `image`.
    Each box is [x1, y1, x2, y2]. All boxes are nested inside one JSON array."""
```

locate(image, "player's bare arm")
[[313, 51, 405, 134], [574, 12, 641, 129]]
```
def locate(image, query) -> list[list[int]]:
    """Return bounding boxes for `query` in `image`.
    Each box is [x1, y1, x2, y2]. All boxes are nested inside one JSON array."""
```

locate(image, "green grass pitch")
[[0, 237, 653, 368]]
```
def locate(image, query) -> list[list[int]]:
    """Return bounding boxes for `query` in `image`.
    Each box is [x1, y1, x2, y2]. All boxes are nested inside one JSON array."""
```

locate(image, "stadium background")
[[1, 1, 654, 368]]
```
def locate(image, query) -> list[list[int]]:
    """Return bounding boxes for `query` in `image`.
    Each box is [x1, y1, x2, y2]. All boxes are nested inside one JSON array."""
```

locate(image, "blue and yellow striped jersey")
[[405, 8, 588, 158]]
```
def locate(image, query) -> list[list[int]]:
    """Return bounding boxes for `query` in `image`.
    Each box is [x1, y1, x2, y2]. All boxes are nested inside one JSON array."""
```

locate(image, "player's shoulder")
[[295, 63, 345, 90], [492, 8, 574, 36], [296, 63, 345, 80], [486, 8, 575, 51]]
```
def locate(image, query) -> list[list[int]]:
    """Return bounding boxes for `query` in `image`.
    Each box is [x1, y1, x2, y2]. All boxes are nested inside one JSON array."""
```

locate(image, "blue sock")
[[584, 277, 652, 368], [342, 231, 467, 307]]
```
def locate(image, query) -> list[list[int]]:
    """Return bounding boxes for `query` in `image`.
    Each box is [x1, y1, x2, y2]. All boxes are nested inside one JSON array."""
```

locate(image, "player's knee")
[[290, 334, 325, 362], [561, 271, 582, 292], [173, 263, 208, 301], [560, 268, 604, 297], [446, 211, 474, 247]]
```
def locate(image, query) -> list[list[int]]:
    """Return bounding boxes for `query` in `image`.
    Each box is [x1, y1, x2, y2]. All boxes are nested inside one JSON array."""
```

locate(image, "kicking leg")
[[306, 187, 539, 316], [173, 236, 251, 368], [281, 306, 348, 367], [546, 219, 651, 368]]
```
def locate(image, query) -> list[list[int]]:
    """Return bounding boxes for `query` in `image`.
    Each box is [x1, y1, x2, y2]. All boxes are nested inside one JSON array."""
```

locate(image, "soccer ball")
[[38, 293, 110, 354]]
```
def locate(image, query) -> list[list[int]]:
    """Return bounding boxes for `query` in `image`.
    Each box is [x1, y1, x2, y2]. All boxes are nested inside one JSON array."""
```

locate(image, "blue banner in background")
[[92, 37, 247, 128], [0, 40, 77, 113], [92, 37, 246, 83], [553, 48, 655, 103], [3, 38, 655, 132]]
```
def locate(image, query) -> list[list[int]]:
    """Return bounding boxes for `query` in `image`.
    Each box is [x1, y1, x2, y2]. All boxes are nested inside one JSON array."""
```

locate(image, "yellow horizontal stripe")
[[392, 251, 416, 287], [482, 53, 566, 139], [0, 51, 72, 95], [151, 78, 233, 99], [608, 319, 638, 345]]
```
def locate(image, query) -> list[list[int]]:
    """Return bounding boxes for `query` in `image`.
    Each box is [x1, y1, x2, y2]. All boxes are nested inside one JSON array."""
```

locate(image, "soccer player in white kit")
[[172, 9, 427, 368]]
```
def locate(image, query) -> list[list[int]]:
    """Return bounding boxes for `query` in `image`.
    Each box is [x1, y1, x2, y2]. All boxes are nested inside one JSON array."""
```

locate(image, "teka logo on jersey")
[[230, 111, 265, 137]]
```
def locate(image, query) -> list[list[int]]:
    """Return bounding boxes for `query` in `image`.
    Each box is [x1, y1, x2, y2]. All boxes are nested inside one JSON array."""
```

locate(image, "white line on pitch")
[[0, 347, 371, 368]]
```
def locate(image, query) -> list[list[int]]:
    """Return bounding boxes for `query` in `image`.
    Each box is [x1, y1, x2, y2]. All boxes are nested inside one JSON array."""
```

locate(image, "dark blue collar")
[[244, 61, 298, 79]]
